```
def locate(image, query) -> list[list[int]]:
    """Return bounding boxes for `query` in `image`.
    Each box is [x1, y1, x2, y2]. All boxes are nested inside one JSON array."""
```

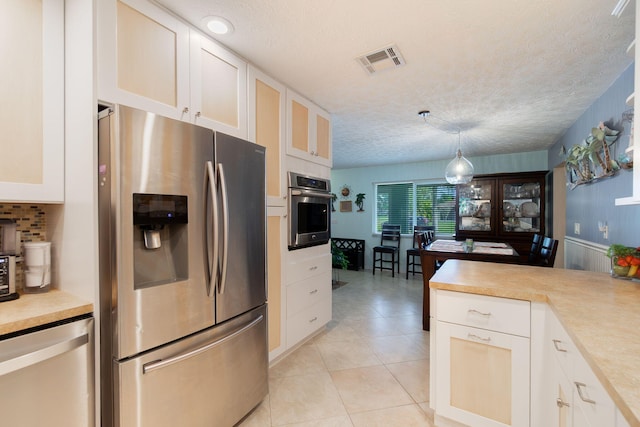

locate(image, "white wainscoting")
[[564, 236, 610, 273]]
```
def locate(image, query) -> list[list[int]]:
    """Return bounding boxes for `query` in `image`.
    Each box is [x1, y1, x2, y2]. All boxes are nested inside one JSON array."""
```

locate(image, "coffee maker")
[[0, 219, 19, 302]]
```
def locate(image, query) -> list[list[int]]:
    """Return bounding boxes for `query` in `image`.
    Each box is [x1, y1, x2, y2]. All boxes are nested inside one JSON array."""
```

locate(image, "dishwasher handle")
[[0, 333, 88, 377]]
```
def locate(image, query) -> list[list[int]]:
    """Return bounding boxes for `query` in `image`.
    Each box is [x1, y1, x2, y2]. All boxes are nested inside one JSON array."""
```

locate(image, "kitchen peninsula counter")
[[0, 289, 93, 336], [429, 260, 640, 426]]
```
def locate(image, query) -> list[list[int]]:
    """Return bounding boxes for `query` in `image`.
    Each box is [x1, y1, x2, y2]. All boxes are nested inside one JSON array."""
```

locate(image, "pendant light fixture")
[[418, 110, 474, 184]]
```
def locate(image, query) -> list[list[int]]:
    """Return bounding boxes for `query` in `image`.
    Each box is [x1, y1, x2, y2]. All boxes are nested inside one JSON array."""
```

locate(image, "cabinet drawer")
[[287, 277, 330, 318], [287, 253, 331, 284], [545, 307, 578, 379], [436, 290, 530, 337], [286, 297, 331, 347], [572, 351, 615, 427]]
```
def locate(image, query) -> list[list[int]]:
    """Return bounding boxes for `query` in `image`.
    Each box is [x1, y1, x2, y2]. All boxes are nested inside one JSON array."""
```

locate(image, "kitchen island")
[[429, 260, 640, 427]]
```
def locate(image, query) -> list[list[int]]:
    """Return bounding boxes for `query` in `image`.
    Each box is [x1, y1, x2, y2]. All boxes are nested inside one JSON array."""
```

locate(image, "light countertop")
[[430, 260, 640, 427], [0, 289, 93, 336]]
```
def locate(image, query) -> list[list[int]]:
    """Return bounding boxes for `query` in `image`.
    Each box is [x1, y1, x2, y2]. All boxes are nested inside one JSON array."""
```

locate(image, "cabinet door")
[[190, 32, 247, 138], [0, 0, 64, 203], [456, 179, 495, 236], [500, 177, 543, 235], [267, 206, 287, 360], [286, 89, 332, 167], [550, 355, 574, 427], [248, 66, 286, 206], [436, 321, 530, 427], [97, 0, 191, 121]]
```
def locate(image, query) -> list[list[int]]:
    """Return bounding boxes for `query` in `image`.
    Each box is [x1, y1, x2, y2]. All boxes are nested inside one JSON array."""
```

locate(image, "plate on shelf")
[[521, 201, 539, 217], [503, 202, 515, 217], [475, 202, 491, 217]]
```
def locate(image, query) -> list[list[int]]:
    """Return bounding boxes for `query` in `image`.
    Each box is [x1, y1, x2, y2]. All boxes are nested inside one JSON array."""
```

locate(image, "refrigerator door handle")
[[142, 314, 264, 374], [206, 161, 219, 297], [217, 163, 229, 295]]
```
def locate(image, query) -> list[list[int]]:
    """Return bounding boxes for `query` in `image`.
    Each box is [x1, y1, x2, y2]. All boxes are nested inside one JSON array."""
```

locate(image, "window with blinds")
[[375, 182, 456, 235]]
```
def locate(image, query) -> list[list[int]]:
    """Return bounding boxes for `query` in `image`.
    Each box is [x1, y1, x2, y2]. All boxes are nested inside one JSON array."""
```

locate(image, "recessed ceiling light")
[[203, 16, 234, 35]]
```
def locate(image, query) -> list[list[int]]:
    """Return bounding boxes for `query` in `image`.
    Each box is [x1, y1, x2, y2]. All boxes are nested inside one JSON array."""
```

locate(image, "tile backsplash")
[[0, 204, 47, 290]]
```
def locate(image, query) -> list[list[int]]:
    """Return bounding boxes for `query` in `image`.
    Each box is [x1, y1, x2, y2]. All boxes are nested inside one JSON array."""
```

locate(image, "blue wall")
[[547, 64, 640, 246]]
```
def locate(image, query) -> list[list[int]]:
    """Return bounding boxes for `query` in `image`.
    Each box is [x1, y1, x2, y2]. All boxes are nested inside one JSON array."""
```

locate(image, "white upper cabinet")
[[0, 0, 64, 203], [98, 0, 248, 138], [190, 32, 247, 138], [286, 89, 332, 167], [97, 0, 191, 121]]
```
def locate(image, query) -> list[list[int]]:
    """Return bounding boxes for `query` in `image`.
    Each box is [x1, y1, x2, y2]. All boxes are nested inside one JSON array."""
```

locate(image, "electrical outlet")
[[574, 222, 580, 235]]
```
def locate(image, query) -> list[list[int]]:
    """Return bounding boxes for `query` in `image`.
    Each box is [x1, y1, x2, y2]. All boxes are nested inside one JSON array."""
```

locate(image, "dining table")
[[419, 239, 520, 330]]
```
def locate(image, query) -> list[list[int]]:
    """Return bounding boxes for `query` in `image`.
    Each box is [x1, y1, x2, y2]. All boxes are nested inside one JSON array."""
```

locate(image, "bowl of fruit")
[[606, 244, 640, 280]]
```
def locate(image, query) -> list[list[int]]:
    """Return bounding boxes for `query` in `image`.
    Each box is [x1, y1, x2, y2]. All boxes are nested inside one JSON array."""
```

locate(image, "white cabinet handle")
[[309, 289, 318, 294], [309, 317, 318, 323], [468, 333, 491, 343], [309, 266, 318, 271], [574, 382, 596, 404], [552, 339, 567, 352], [556, 398, 570, 408], [468, 308, 491, 317]]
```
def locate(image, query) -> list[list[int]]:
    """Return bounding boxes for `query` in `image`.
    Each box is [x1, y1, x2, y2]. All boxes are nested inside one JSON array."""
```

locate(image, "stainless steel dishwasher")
[[0, 316, 94, 427]]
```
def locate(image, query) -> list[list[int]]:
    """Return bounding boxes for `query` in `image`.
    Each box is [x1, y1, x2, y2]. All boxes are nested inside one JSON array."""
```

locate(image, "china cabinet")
[[455, 171, 547, 260]]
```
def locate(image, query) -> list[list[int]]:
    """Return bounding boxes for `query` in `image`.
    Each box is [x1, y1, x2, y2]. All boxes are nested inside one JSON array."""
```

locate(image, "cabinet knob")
[[195, 111, 201, 118], [310, 150, 316, 156], [556, 398, 570, 408], [182, 107, 189, 114]]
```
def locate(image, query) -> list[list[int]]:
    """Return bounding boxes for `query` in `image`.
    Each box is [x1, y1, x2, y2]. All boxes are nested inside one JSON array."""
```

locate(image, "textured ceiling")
[[156, 0, 635, 169]]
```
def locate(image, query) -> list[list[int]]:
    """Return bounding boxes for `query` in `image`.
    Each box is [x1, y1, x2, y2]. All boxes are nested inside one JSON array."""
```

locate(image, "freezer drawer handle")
[[0, 333, 88, 377], [142, 314, 264, 374]]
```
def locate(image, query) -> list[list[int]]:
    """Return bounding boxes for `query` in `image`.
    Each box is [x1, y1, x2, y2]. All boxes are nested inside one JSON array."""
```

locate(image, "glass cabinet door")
[[457, 183, 492, 232], [501, 181, 541, 233]]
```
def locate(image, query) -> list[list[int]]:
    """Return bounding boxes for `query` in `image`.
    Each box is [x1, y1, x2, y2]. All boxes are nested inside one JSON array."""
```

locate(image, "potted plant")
[[355, 193, 366, 212], [331, 241, 349, 286], [331, 193, 337, 212]]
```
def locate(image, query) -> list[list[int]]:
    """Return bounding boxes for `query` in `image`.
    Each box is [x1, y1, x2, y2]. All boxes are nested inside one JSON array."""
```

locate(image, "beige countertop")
[[430, 260, 640, 427], [0, 289, 93, 336]]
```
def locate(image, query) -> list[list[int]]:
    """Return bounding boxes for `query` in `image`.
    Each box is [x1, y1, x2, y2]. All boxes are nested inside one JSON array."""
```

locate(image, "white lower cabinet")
[[433, 290, 530, 427], [285, 247, 331, 348], [544, 307, 615, 427]]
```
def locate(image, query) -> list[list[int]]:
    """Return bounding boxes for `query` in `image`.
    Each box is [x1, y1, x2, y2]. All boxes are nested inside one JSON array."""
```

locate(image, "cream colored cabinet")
[[98, 0, 248, 138], [286, 89, 332, 167], [433, 290, 530, 427], [248, 66, 287, 206], [190, 32, 247, 138], [97, 0, 191, 121], [285, 246, 331, 348], [0, 0, 64, 203], [267, 206, 287, 361]]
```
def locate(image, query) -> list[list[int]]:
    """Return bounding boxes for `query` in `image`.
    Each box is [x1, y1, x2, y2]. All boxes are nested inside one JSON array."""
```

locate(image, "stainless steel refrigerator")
[[98, 105, 267, 427]]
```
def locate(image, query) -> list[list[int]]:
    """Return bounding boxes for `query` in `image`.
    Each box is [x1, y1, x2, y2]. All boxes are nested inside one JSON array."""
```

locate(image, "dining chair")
[[406, 225, 435, 279], [527, 233, 544, 264], [537, 236, 559, 267], [372, 224, 401, 276]]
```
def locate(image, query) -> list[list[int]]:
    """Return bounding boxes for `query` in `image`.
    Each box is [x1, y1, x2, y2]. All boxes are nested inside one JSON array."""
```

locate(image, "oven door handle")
[[290, 189, 332, 199]]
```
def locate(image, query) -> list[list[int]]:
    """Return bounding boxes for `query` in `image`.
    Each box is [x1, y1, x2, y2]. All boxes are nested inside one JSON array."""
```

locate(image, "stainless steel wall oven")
[[288, 172, 331, 250]]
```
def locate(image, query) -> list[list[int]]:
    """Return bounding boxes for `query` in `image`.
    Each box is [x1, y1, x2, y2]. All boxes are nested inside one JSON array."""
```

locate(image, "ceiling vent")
[[356, 44, 406, 75]]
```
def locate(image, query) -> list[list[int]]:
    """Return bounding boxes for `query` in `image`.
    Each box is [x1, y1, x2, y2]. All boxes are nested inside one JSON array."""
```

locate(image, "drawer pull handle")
[[556, 398, 570, 408], [575, 382, 596, 404], [309, 266, 318, 271], [309, 317, 318, 323], [309, 289, 318, 294], [468, 308, 491, 317], [468, 333, 491, 343], [552, 339, 567, 352]]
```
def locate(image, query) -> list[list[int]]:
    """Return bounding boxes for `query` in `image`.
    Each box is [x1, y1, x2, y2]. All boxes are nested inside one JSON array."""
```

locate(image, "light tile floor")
[[238, 269, 435, 427]]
